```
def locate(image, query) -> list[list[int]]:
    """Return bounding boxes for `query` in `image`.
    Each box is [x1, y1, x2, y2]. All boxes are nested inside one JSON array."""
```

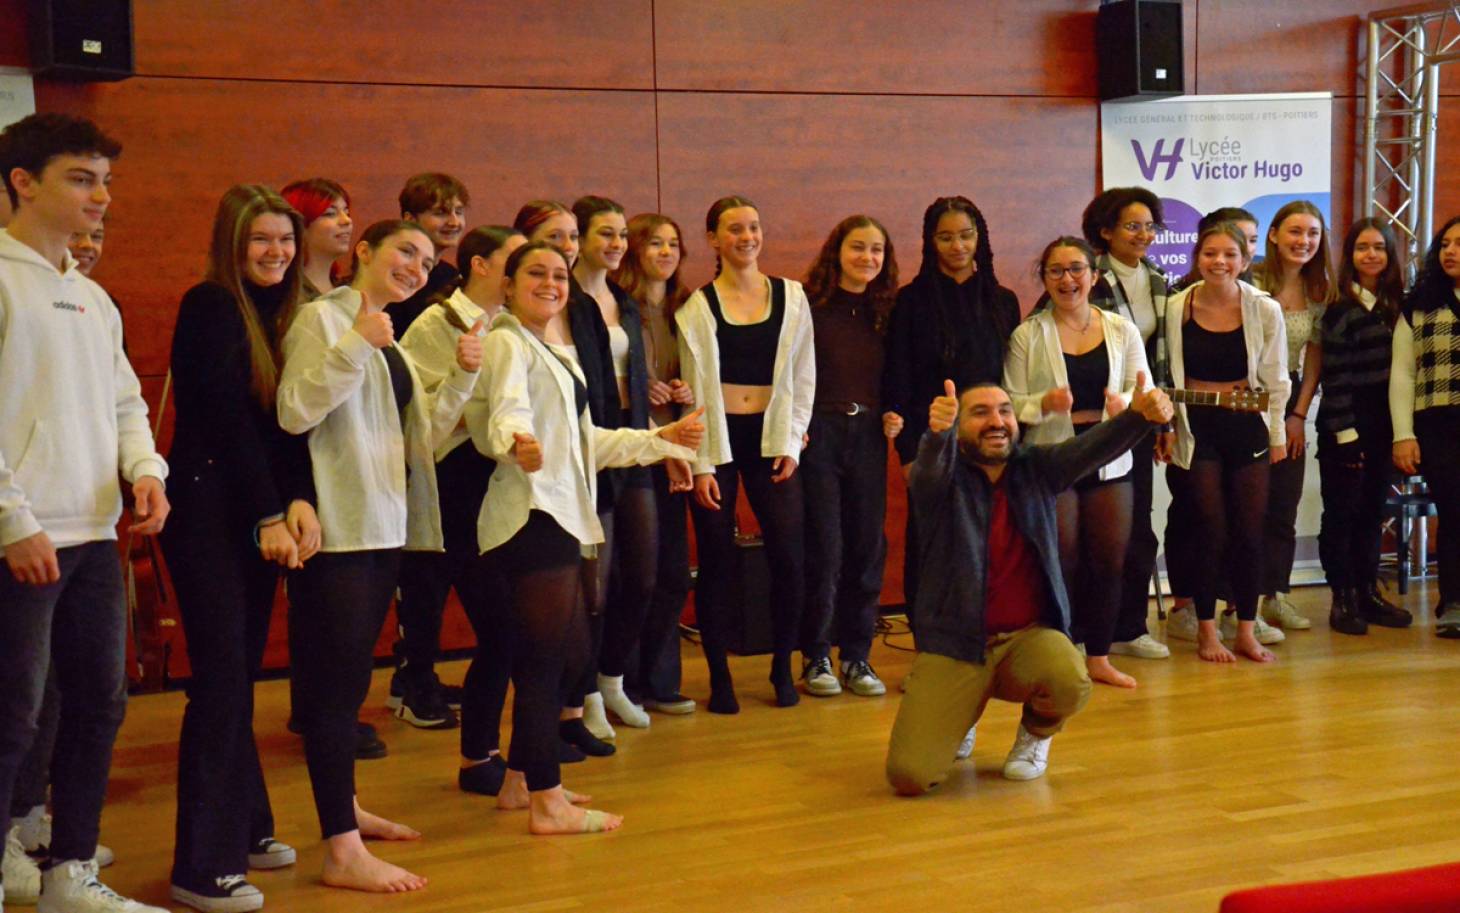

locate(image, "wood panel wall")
[[2, 0, 1453, 678]]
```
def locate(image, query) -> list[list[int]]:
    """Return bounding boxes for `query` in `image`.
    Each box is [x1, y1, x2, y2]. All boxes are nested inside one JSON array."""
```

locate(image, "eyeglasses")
[[933, 229, 979, 245], [1119, 221, 1158, 234], [1043, 263, 1091, 280]]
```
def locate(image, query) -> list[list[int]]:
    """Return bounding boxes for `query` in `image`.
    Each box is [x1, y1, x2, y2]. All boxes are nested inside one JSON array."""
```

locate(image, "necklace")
[[1056, 306, 1093, 333]]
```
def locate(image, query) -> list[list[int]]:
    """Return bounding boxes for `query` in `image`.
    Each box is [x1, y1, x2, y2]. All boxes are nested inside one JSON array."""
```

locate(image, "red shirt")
[[983, 479, 1045, 635]]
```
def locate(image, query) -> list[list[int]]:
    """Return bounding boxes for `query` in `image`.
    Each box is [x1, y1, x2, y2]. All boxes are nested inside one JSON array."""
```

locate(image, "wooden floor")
[[100, 581, 1460, 913]]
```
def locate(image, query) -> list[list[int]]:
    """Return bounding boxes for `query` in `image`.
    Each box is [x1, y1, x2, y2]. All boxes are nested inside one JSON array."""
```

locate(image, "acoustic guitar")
[[1161, 387, 1269, 413]]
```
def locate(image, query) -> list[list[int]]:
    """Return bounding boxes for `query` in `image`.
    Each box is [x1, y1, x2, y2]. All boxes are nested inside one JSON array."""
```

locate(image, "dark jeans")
[[800, 409, 887, 663], [1115, 430, 1159, 642], [1415, 407, 1460, 605], [1262, 374, 1305, 595], [488, 511, 589, 791], [160, 477, 278, 880], [10, 669, 59, 817], [287, 549, 400, 838], [1317, 414, 1392, 591], [392, 443, 493, 684], [689, 413, 806, 689], [627, 464, 690, 700], [0, 540, 128, 864]]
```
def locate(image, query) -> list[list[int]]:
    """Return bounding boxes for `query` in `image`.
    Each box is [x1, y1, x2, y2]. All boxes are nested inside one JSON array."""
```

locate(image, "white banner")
[[0, 69, 36, 131], [1100, 92, 1332, 277]]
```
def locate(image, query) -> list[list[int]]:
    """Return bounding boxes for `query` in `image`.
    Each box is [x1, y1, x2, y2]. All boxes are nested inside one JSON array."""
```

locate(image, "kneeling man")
[[887, 376, 1172, 794]]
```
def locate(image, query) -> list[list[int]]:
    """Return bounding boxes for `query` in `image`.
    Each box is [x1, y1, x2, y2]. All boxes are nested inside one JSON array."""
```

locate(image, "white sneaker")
[[1221, 610, 1286, 645], [839, 659, 886, 697], [801, 657, 842, 697], [1164, 606, 1200, 642], [597, 674, 650, 728], [4, 826, 41, 904], [1261, 594, 1312, 630], [16, 810, 114, 868], [1108, 632, 1171, 659], [581, 692, 616, 741], [1002, 725, 1052, 781], [954, 724, 977, 761], [37, 859, 167, 913]]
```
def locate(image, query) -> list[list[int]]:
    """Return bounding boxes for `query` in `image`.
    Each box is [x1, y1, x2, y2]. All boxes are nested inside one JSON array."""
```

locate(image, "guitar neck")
[[1166, 388, 1222, 407], [1161, 387, 1269, 413]]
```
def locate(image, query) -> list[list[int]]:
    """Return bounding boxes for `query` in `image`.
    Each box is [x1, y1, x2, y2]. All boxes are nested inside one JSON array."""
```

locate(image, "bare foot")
[[1086, 655, 1137, 688], [528, 787, 622, 835], [497, 771, 589, 810], [355, 800, 420, 841], [1197, 622, 1235, 663], [322, 833, 426, 893], [1232, 631, 1276, 663]]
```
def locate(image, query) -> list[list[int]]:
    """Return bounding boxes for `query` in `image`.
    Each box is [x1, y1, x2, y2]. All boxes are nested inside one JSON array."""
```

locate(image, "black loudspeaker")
[[27, 0, 134, 82], [1096, 0, 1183, 101]]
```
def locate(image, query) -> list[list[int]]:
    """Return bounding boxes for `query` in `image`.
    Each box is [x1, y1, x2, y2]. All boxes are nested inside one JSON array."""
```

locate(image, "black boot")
[[1355, 583, 1413, 628], [1328, 588, 1368, 636]]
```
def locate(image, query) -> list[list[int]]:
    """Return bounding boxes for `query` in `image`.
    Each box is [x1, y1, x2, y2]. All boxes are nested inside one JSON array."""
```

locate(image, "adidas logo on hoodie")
[[52, 300, 86, 313]]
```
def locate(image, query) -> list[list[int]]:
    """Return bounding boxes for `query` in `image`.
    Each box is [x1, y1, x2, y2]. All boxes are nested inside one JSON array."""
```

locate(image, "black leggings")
[[287, 549, 400, 838], [1415, 406, 1460, 605], [565, 509, 614, 709], [458, 554, 511, 761], [630, 464, 691, 700], [689, 412, 805, 688], [1056, 476, 1133, 657], [1167, 411, 1270, 621], [488, 511, 589, 792], [600, 470, 658, 678]]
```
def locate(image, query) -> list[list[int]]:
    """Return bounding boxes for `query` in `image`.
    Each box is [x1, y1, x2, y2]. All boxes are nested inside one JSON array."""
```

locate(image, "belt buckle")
[[845, 402, 863, 416]]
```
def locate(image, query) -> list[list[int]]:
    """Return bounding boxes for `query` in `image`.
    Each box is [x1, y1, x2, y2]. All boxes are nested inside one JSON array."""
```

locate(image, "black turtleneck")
[[811, 286, 884, 407], [167, 279, 313, 526]]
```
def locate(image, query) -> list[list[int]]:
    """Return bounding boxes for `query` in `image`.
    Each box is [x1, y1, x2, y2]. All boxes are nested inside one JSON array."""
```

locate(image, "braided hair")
[[916, 196, 1013, 370]]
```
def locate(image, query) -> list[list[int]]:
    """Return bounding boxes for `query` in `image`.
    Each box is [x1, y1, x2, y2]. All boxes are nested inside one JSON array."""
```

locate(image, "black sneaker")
[[355, 721, 388, 760], [559, 718, 615, 756], [386, 669, 407, 711], [1356, 585, 1413, 628], [439, 681, 463, 711], [171, 872, 263, 913], [394, 677, 459, 729]]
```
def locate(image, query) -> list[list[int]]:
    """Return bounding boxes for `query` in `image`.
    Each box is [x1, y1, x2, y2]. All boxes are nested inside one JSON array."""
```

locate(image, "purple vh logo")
[[1131, 138, 1185, 181]]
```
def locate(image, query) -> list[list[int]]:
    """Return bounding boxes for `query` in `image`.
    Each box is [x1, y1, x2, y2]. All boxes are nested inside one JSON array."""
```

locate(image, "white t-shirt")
[[1108, 256, 1157, 341]]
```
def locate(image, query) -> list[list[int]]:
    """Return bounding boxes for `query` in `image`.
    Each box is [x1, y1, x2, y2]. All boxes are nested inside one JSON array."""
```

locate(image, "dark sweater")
[[883, 272, 1020, 464], [812, 287, 884, 407], [167, 280, 313, 525], [1318, 291, 1394, 458], [907, 410, 1152, 665]]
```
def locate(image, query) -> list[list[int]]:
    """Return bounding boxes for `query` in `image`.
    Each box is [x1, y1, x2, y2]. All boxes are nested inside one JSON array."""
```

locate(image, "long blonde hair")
[[204, 184, 305, 406], [1256, 200, 1337, 305]]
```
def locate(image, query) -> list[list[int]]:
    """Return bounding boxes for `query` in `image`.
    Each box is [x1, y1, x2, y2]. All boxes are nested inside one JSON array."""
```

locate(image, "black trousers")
[[1415, 407, 1460, 605], [1114, 430, 1159, 642], [1318, 405, 1392, 592], [488, 511, 589, 791], [287, 549, 400, 838], [160, 471, 278, 880], [626, 464, 690, 700], [600, 469, 658, 679], [800, 409, 887, 663], [689, 413, 805, 686], [392, 443, 494, 684], [0, 540, 128, 865], [1261, 374, 1306, 595]]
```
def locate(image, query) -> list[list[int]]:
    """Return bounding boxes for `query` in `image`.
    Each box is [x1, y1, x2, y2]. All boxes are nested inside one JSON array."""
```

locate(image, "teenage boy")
[[385, 172, 471, 728], [0, 112, 170, 913]]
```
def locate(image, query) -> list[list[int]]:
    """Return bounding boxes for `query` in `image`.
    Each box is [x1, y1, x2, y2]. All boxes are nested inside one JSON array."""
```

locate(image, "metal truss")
[[1363, 1, 1460, 266]]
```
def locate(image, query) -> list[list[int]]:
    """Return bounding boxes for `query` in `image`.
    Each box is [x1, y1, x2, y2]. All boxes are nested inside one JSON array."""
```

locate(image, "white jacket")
[[277, 286, 477, 552], [1003, 307, 1150, 481], [400, 287, 491, 461], [675, 278, 815, 475], [468, 312, 693, 555], [1164, 280, 1291, 469], [0, 229, 166, 553]]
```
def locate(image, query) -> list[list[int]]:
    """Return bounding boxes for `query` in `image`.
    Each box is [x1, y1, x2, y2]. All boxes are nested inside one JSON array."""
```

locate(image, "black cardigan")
[[567, 281, 623, 512], [882, 272, 1020, 465], [167, 280, 314, 525]]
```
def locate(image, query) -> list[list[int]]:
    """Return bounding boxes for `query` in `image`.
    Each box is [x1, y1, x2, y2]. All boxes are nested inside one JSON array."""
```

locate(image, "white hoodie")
[[0, 228, 167, 554]]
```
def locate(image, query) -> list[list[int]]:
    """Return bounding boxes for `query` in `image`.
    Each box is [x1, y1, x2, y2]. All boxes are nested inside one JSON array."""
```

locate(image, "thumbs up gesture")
[[512, 432, 543, 472], [657, 405, 706, 451], [1129, 372, 1173, 424], [1042, 385, 1074, 415], [929, 379, 959, 434], [353, 298, 394, 348], [1103, 387, 1128, 417], [456, 318, 485, 372]]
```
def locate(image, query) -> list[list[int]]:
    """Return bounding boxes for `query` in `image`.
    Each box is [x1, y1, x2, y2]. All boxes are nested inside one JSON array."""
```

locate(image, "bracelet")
[[1288, 411, 1307, 420]]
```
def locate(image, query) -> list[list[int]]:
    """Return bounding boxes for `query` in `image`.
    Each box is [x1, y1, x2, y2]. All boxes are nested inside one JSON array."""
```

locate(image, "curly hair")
[[803, 214, 898, 333]]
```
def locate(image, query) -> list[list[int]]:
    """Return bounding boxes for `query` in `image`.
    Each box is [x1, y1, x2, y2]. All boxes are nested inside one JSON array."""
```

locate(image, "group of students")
[[1, 109, 1457, 913]]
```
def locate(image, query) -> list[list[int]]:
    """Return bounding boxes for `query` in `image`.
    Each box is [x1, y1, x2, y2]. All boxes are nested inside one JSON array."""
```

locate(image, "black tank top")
[[1063, 341, 1109, 413], [1182, 317, 1247, 382], [705, 278, 785, 385]]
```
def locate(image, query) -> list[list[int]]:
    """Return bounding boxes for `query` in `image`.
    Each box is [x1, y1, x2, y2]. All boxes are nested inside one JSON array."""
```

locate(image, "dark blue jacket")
[[908, 410, 1152, 665]]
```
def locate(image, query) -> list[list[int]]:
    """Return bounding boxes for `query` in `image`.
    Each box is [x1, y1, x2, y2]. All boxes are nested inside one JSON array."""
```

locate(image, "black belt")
[[815, 401, 877, 416]]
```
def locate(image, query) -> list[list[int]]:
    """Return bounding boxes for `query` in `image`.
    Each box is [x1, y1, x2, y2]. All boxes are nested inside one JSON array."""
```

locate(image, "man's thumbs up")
[[929, 378, 959, 433]]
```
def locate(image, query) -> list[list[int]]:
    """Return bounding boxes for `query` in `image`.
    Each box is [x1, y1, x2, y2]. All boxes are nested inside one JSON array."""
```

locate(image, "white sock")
[[598, 674, 650, 728], [582, 692, 616, 740]]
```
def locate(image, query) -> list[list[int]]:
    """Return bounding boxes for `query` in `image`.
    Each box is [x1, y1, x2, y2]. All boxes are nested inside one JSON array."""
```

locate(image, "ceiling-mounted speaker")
[[27, 0, 134, 82], [1097, 0, 1183, 101]]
